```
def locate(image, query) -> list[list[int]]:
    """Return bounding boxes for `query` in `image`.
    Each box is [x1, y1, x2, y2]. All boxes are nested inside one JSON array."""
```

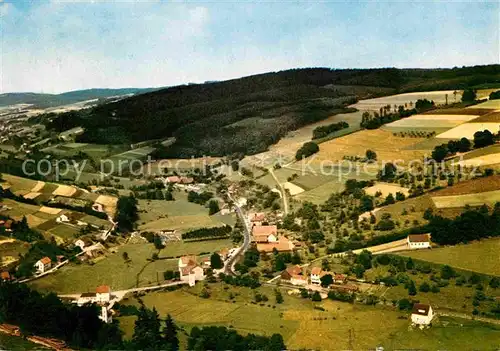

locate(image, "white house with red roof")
[[252, 225, 278, 243], [178, 256, 205, 287], [96, 285, 111, 303], [34, 257, 52, 274], [310, 267, 324, 285], [411, 303, 434, 325], [407, 234, 431, 250]]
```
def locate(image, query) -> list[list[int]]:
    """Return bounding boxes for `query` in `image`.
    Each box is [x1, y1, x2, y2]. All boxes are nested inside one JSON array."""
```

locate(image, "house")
[[252, 225, 278, 243], [407, 234, 431, 250], [78, 292, 98, 305], [1, 271, 11, 281], [248, 212, 266, 226], [34, 257, 52, 274], [74, 238, 93, 251], [411, 303, 434, 326], [165, 176, 181, 184], [281, 265, 308, 286], [56, 214, 70, 223], [0, 219, 13, 232], [219, 248, 229, 260], [99, 306, 112, 323], [334, 274, 347, 285], [310, 267, 324, 285], [256, 235, 295, 253], [178, 255, 205, 287], [201, 257, 211, 268], [96, 285, 111, 303]]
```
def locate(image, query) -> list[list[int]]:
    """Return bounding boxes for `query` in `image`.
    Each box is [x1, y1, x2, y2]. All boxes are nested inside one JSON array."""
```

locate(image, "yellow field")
[[432, 189, 500, 208], [39, 206, 62, 214], [138, 215, 222, 232], [364, 182, 409, 197], [468, 99, 500, 110], [459, 153, 500, 167], [351, 90, 462, 111], [399, 237, 500, 275], [283, 182, 305, 195], [52, 184, 77, 197], [30, 181, 45, 192], [310, 129, 428, 164], [436, 122, 500, 139], [23, 192, 41, 200]]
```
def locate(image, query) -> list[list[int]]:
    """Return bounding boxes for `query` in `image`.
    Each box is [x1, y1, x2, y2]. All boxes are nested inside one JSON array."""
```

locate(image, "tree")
[[462, 89, 477, 102], [489, 90, 500, 100], [132, 306, 163, 350], [356, 250, 373, 270], [208, 200, 220, 215], [432, 144, 448, 162], [398, 298, 412, 310], [359, 195, 374, 212], [275, 289, 284, 304], [441, 265, 456, 279], [295, 142, 319, 160], [210, 252, 223, 269], [407, 280, 417, 296], [384, 193, 395, 205], [114, 195, 138, 232], [419, 281, 430, 292], [163, 314, 179, 351], [365, 149, 377, 161], [320, 274, 333, 287], [395, 192, 405, 201], [311, 291, 322, 301], [352, 264, 365, 278], [474, 130, 495, 148]]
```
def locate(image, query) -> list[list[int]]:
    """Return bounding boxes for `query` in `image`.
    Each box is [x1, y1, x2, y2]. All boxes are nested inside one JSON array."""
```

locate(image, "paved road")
[[268, 167, 289, 214], [223, 194, 252, 275]]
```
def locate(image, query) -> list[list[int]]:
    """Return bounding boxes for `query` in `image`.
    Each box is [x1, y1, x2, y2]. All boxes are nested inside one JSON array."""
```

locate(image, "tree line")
[[114, 195, 138, 232], [312, 121, 349, 139], [181, 225, 232, 240], [431, 130, 495, 162]]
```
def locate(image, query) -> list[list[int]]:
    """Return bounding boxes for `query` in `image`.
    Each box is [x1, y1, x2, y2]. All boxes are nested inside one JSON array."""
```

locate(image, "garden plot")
[[432, 189, 500, 208], [436, 122, 500, 139], [364, 182, 409, 197]]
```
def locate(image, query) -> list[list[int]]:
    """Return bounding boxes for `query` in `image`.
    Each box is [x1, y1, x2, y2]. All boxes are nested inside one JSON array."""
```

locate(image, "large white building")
[[178, 256, 205, 287], [34, 257, 52, 274], [407, 234, 431, 250], [411, 303, 434, 326]]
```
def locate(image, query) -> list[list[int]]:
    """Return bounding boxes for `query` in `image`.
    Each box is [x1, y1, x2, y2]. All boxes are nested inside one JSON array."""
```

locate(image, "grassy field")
[[117, 282, 500, 350], [0, 333, 42, 350], [0, 239, 30, 267], [399, 238, 500, 276], [470, 111, 500, 123], [137, 196, 228, 232], [432, 189, 500, 209], [383, 114, 478, 134], [433, 175, 500, 196], [364, 182, 409, 197], [468, 99, 500, 110], [30, 239, 232, 293]]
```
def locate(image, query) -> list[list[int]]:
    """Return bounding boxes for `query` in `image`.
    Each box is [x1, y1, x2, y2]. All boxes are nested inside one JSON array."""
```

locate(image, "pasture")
[[433, 175, 500, 196], [469, 111, 500, 123], [399, 238, 500, 276], [468, 99, 500, 110], [136, 197, 227, 232], [436, 122, 500, 139]]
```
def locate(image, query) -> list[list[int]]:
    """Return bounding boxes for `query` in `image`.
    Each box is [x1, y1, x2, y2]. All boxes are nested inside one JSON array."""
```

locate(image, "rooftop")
[[412, 303, 431, 316], [408, 234, 430, 243]]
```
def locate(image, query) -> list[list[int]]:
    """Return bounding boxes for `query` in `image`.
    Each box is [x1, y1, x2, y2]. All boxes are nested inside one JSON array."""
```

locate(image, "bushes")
[[295, 142, 319, 160], [182, 225, 232, 240], [312, 121, 349, 139]]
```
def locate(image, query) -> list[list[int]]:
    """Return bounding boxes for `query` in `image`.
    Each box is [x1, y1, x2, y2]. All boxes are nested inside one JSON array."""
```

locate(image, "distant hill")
[[42, 65, 500, 157], [0, 88, 162, 108]]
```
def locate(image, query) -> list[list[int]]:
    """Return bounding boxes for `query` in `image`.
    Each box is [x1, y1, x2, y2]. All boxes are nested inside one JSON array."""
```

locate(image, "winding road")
[[223, 193, 252, 275]]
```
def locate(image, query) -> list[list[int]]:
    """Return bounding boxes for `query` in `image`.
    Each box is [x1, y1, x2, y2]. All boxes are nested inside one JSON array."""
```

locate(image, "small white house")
[[75, 238, 92, 251], [96, 285, 111, 303], [290, 275, 308, 286], [310, 267, 323, 285], [178, 256, 205, 287], [411, 303, 434, 326], [407, 234, 431, 250], [34, 257, 52, 274], [56, 214, 70, 223]]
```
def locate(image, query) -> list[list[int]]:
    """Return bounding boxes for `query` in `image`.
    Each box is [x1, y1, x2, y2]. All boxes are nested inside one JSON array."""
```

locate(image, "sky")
[[1, 0, 499, 93]]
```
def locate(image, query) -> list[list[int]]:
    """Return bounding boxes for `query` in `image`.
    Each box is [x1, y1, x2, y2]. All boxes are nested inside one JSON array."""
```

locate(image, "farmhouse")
[[407, 234, 431, 250], [96, 285, 111, 303], [281, 265, 308, 286], [74, 238, 93, 251], [256, 236, 295, 253], [34, 257, 52, 274], [77, 286, 113, 323], [248, 212, 266, 226], [252, 225, 278, 243], [178, 255, 205, 287], [56, 213, 87, 226], [310, 267, 325, 285], [411, 303, 434, 326]]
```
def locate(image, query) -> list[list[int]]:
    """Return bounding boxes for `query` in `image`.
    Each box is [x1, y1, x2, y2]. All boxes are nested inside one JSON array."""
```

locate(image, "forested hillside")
[[41, 65, 500, 157]]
